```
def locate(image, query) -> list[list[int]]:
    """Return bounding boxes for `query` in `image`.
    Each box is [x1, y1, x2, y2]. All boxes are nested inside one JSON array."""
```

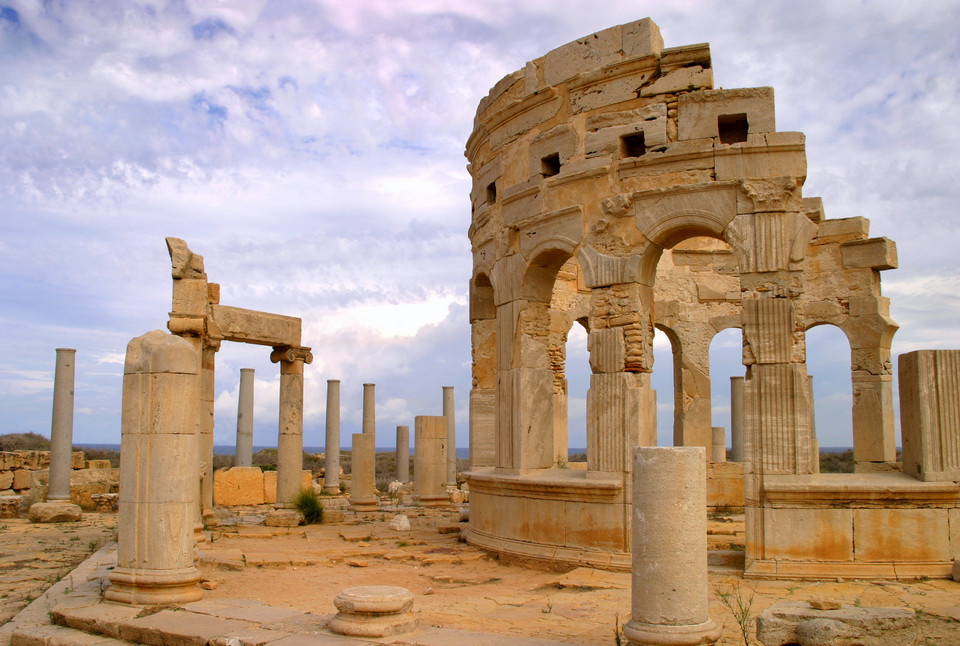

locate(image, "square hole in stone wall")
[[486, 181, 497, 203], [541, 153, 561, 177], [620, 132, 646, 158], [718, 113, 749, 144]]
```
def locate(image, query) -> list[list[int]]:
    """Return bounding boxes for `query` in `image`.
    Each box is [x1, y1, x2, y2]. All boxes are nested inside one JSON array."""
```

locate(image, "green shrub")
[[0, 432, 50, 451], [291, 487, 323, 524]]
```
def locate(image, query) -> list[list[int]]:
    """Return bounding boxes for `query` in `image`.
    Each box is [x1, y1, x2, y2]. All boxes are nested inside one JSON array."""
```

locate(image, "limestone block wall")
[[0, 450, 118, 512], [212, 467, 314, 506]]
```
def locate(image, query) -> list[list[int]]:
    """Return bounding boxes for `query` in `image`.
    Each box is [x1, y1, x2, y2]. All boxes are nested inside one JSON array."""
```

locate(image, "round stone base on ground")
[[329, 585, 417, 638], [27, 501, 82, 523], [622, 618, 720, 646]]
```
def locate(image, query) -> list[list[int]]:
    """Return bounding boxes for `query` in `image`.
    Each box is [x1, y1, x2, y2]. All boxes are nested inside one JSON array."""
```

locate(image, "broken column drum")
[[324, 379, 341, 494], [235, 368, 255, 467], [414, 416, 448, 507], [349, 432, 378, 512], [106, 330, 202, 605], [464, 18, 905, 574]]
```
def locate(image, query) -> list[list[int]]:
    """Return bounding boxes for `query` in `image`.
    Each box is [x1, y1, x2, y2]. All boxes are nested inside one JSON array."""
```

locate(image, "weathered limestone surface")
[[349, 432, 378, 512], [624, 447, 719, 645], [443, 386, 457, 486], [329, 586, 417, 637], [213, 467, 267, 506], [899, 350, 960, 482], [47, 348, 76, 502], [106, 330, 202, 605], [235, 368, 254, 467], [396, 425, 410, 483], [414, 416, 448, 507], [324, 379, 341, 494], [756, 600, 916, 646], [27, 501, 81, 523]]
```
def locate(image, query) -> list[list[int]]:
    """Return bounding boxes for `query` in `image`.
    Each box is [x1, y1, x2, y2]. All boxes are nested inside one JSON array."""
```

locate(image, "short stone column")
[[623, 447, 719, 646], [442, 386, 456, 486], [235, 368, 255, 467], [362, 383, 376, 435], [324, 379, 341, 494], [106, 330, 202, 605], [396, 425, 410, 482], [349, 432, 378, 511], [711, 427, 726, 463], [414, 416, 447, 507], [48, 348, 76, 501], [329, 586, 417, 637], [271, 346, 313, 509], [729, 376, 744, 462]]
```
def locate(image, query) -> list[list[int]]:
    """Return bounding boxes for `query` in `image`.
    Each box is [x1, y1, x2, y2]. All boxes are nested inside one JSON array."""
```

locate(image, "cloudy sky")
[[1, 1, 958, 453]]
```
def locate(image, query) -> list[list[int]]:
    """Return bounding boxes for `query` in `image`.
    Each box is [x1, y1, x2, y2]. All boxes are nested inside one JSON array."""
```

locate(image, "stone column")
[[442, 386, 456, 486], [729, 376, 744, 462], [711, 427, 726, 463], [271, 346, 313, 509], [47, 348, 76, 501], [235, 368, 255, 467], [199, 344, 216, 510], [324, 379, 341, 494], [623, 447, 719, 646], [106, 330, 202, 605], [809, 375, 819, 473], [362, 383, 376, 435], [349, 432, 378, 511], [396, 426, 410, 482], [414, 416, 448, 507]]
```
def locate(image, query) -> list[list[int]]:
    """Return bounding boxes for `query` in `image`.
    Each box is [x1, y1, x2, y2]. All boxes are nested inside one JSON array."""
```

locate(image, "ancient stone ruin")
[[464, 17, 959, 579]]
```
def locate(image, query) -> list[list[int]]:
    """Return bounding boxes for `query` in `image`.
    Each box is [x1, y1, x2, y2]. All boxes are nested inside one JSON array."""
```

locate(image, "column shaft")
[[729, 377, 744, 462], [349, 432, 378, 511], [324, 379, 341, 494], [396, 425, 410, 482], [442, 386, 456, 486], [235, 368, 254, 467], [414, 416, 447, 506], [48, 348, 76, 501], [275, 357, 305, 508], [362, 383, 375, 435]]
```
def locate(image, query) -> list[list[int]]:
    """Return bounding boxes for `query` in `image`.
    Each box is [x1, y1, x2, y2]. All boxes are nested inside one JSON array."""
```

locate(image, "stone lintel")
[[839, 237, 898, 270], [212, 305, 302, 347]]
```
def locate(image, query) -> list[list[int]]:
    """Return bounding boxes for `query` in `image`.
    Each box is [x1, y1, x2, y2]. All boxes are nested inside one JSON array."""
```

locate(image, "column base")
[[349, 496, 379, 512], [622, 618, 720, 646], [105, 566, 203, 605], [414, 494, 449, 508]]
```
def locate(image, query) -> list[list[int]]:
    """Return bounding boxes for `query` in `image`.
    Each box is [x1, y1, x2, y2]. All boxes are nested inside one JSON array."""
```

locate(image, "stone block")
[[322, 509, 345, 524], [213, 467, 265, 506], [840, 237, 897, 270], [70, 451, 85, 469], [714, 133, 807, 181], [899, 350, 960, 481], [763, 507, 853, 561], [756, 600, 915, 646], [543, 23, 625, 86], [262, 469, 312, 505], [211, 304, 301, 346], [853, 508, 950, 562], [678, 88, 775, 141], [0, 495, 22, 518], [91, 492, 119, 512], [15, 451, 48, 469], [86, 459, 112, 469], [264, 510, 303, 527], [70, 468, 119, 510], [0, 471, 12, 490], [28, 501, 82, 523], [706, 461, 744, 509], [640, 66, 713, 96], [0, 451, 22, 470], [11, 469, 32, 490]]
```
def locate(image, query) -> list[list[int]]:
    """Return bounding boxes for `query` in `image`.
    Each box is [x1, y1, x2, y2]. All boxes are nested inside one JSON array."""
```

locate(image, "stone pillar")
[[899, 350, 960, 482], [711, 427, 726, 463], [414, 416, 448, 507], [349, 432, 378, 511], [729, 376, 744, 462], [324, 379, 341, 494], [362, 383, 376, 435], [469, 388, 497, 469], [235, 368, 255, 467], [808, 375, 819, 473], [396, 426, 410, 482], [271, 346, 312, 509], [106, 330, 202, 605], [668, 324, 714, 451], [442, 386, 456, 486], [47, 348, 76, 501], [623, 447, 719, 646], [199, 344, 216, 510]]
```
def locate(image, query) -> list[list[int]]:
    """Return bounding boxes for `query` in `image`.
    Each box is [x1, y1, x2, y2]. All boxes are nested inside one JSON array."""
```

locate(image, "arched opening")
[[805, 323, 854, 472], [709, 327, 743, 455]]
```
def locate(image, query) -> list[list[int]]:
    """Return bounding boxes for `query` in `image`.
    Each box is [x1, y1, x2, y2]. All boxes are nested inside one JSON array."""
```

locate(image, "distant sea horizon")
[[75, 444, 863, 459]]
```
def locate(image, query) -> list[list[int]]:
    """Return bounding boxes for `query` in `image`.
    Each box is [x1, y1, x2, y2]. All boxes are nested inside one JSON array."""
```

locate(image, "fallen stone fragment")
[[756, 600, 916, 646], [809, 598, 842, 611], [27, 501, 82, 523], [389, 514, 410, 531]]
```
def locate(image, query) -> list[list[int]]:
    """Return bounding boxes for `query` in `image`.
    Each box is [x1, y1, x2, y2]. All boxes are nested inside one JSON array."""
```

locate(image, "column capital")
[[270, 345, 313, 365]]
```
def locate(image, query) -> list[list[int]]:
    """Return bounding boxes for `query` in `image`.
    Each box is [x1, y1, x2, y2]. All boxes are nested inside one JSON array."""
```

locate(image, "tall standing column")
[[623, 447, 719, 646], [396, 425, 410, 482], [199, 344, 216, 510], [106, 330, 202, 605], [729, 377, 744, 462], [235, 368, 255, 467], [711, 427, 726, 463], [442, 386, 456, 486], [362, 383, 376, 435], [47, 348, 76, 501], [414, 416, 448, 507], [349, 432, 378, 511], [271, 346, 313, 509], [324, 379, 341, 494]]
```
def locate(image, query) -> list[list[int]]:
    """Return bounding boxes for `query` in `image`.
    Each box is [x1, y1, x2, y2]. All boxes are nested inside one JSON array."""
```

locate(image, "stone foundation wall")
[[213, 466, 314, 506], [0, 450, 119, 513]]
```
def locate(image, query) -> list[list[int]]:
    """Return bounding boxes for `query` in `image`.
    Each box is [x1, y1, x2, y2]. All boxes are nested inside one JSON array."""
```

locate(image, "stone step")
[[12, 623, 133, 646]]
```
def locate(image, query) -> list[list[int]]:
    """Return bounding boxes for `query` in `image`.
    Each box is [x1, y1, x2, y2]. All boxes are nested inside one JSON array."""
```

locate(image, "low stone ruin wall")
[[0, 450, 118, 516], [212, 466, 314, 506]]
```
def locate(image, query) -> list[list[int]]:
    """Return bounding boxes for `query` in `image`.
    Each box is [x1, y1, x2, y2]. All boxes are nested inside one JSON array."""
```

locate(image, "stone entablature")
[[463, 18, 956, 579]]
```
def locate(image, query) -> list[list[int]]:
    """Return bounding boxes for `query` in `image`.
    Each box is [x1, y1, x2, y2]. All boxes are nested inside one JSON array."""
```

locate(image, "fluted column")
[[271, 345, 313, 508], [235, 368, 255, 467], [47, 348, 76, 501], [324, 379, 341, 494]]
